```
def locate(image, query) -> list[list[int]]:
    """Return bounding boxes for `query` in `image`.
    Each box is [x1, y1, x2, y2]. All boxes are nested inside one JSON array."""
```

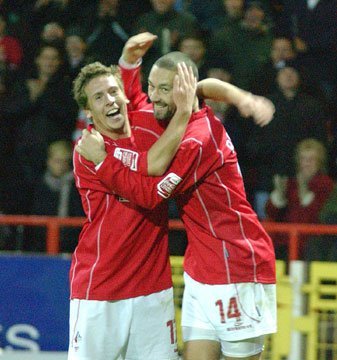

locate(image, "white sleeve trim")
[[118, 57, 142, 69], [270, 190, 287, 208]]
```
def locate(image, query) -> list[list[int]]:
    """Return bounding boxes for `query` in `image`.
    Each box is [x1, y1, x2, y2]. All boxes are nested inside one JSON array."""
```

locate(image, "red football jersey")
[[70, 129, 172, 300], [93, 65, 276, 285]]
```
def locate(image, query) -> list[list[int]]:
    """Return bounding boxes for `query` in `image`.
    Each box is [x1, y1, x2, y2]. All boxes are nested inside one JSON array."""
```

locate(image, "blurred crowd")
[[0, 0, 336, 260]]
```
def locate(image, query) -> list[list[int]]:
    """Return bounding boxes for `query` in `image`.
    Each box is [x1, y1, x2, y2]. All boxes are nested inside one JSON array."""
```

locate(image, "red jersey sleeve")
[[120, 65, 149, 111], [73, 150, 116, 194], [73, 143, 149, 215], [96, 138, 206, 209]]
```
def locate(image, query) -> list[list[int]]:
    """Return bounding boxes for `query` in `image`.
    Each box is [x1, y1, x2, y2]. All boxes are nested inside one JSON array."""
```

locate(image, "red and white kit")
[[94, 64, 276, 286], [69, 128, 179, 360], [70, 130, 172, 301]]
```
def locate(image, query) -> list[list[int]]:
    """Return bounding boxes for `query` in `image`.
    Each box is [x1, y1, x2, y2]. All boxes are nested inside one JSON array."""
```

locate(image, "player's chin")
[[107, 116, 125, 129], [154, 107, 175, 122]]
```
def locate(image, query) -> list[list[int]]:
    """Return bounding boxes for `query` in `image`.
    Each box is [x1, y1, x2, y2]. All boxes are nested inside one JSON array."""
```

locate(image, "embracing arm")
[[197, 78, 275, 127], [96, 139, 203, 209]]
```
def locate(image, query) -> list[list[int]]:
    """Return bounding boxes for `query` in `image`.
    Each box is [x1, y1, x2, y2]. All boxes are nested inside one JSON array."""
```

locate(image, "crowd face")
[[271, 38, 295, 64], [66, 35, 87, 60], [36, 47, 62, 78], [298, 149, 321, 180], [47, 149, 72, 178], [151, 0, 175, 14], [244, 6, 265, 30], [84, 75, 129, 138], [277, 67, 300, 92], [179, 38, 205, 65], [223, 0, 244, 18], [148, 65, 177, 121], [42, 22, 65, 43]]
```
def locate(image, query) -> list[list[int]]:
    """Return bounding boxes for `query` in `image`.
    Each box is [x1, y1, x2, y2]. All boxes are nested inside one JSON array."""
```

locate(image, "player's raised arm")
[[119, 32, 157, 110], [121, 32, 157, 65], [197, 78, 275, 127]]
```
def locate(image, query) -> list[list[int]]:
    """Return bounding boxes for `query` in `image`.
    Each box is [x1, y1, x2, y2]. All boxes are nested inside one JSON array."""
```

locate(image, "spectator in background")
[[0, 13, 23, 70], [280, 0, 337, 103], [132, 0, 200, 79], [82, 0, 130, 66], [21, 21, 67, 72], [26, 140, 83, 253], [41, 21, 65, 44], [305, 184, 337, 262], [266, 138, 334, 259], [187, 0, 242, 35], [29, 0, 80, 33], [178, 31, 208, 80], [250, 36, 296, 96], [245, 65, 329, 219], [215, 0, 245, 34], [6, 43, 77, 214], [64, 26, 93, 81], [208, 1, 273, 90]]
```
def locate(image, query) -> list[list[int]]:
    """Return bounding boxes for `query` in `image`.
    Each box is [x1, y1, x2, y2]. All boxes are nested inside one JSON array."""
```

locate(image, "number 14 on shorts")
[[215, 297, 241, 323]]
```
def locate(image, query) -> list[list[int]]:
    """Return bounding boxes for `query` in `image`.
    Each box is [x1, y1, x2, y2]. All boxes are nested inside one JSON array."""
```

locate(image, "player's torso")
[[178, 111, 276, 285], [71, 136, 172, 300]]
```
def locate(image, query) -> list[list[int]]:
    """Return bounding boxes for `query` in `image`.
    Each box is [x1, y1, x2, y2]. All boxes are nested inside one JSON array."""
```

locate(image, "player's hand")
[[173, 62, 197, 115], [121, 32, 158, 64], [237, 93, 275, 127], [75, 129, 107, 165]]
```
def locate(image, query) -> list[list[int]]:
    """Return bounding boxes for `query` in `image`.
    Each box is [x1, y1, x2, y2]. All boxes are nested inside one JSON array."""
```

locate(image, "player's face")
[[148, 65, 176, 122], [84, 74, 129, 137]]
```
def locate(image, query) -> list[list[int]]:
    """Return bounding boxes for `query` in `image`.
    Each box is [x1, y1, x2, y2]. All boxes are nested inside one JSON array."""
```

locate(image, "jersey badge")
[[157, 173, 182, 199], [114, 148, 139, 171]]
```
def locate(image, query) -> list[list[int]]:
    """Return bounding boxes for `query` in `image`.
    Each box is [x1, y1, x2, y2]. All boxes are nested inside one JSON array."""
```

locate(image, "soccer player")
[[68, 60, 197, 360], [76, 33, 277, 360]]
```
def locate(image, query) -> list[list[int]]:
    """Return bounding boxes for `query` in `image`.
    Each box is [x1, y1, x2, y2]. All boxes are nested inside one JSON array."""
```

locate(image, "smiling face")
[[84, 74, 129, 138], [148, 65, 177, 121]]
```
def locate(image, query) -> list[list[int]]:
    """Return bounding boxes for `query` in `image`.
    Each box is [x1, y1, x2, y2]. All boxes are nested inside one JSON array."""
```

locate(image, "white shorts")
[[182, 273, 277, 345], [68, 288, 178, 360]]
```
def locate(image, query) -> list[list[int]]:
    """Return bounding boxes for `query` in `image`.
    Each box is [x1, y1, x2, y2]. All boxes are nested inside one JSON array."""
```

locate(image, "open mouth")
[[106, 108, 120, 118]]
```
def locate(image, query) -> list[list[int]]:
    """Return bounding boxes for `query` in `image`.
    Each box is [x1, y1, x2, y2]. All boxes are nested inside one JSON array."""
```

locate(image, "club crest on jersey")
[[113, 147, 138, 171], [157, 173, 182, 199]]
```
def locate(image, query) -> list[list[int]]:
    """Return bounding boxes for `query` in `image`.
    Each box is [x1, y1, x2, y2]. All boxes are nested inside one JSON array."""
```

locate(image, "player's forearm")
[[147, 109, 191, 176], [97, 154, 164, 209], [197, 78, 249, 106]]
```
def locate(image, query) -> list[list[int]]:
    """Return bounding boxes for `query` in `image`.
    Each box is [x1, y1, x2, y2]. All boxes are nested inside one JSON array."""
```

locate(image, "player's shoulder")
[[185, 107, 224, 142]]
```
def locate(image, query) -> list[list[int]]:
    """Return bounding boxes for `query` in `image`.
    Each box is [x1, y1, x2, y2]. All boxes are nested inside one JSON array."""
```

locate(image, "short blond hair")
[[295, 138, 328, 173], [73, 62, 124, 109]]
